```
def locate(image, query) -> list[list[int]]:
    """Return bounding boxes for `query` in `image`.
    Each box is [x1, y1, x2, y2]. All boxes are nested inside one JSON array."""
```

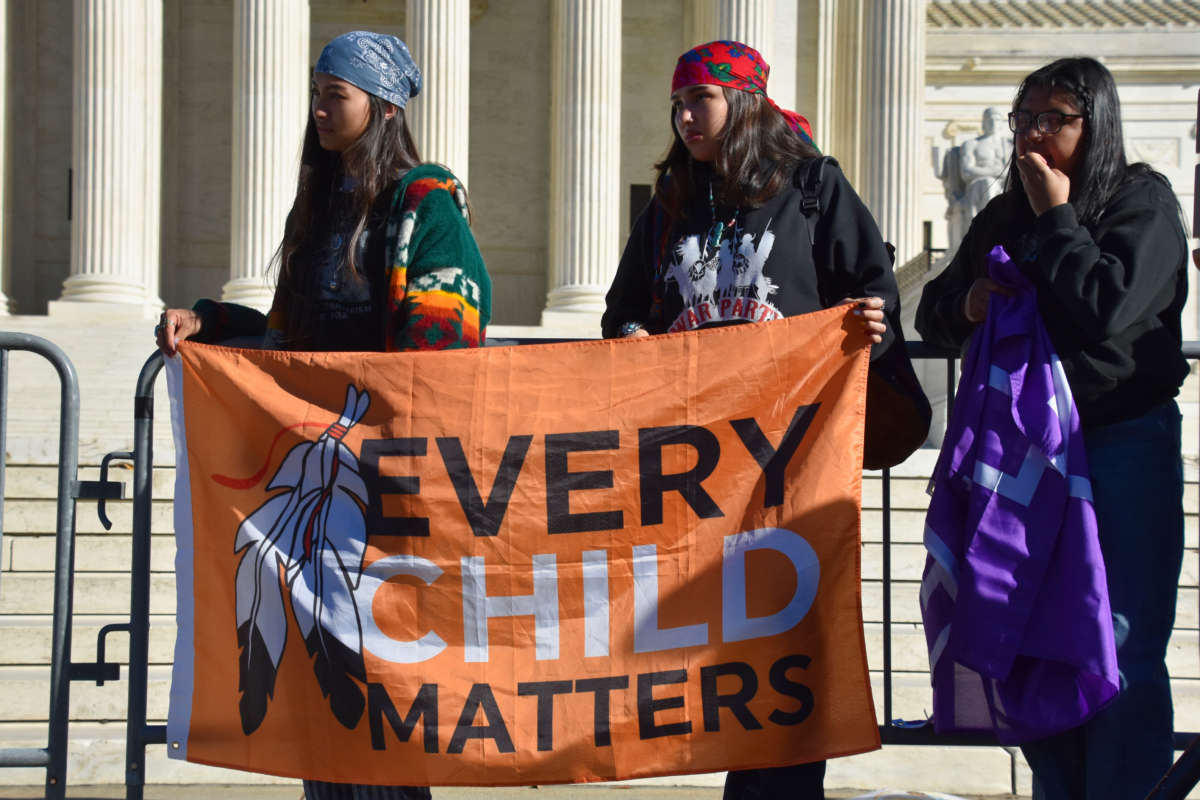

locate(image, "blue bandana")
[[315, 31, 422, 109]]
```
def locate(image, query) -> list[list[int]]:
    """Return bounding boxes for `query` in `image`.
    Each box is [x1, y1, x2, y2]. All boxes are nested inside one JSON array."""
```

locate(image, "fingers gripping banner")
[[164, 307, 879, 786]]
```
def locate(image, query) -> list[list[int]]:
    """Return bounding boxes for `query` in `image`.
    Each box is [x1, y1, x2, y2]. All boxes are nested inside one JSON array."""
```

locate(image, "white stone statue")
[[935, 143, 970, 254], [934, 107, 1013, 254], [960, 107, 1011, 216]]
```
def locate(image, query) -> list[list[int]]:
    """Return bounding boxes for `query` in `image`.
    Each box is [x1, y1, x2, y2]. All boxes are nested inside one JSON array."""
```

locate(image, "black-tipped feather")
[[304, 626, 367, 729], [237, 622, 278, 734]]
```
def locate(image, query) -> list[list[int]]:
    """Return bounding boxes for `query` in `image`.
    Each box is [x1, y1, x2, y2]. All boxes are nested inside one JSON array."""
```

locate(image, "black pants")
[[723, 761, 826, 800]]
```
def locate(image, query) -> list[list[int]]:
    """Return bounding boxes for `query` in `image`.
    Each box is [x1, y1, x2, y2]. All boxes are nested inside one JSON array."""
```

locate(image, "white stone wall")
[[620, 0, 683, 244], [162, 0, 236, 311], [468, 0, 553, 326], [8, 0, 72, 316], [790, 0, 821, 136]]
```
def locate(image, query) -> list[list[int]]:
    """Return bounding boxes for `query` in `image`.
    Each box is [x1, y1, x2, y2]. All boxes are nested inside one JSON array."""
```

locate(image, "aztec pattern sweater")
[[195, 163, 490, 353]]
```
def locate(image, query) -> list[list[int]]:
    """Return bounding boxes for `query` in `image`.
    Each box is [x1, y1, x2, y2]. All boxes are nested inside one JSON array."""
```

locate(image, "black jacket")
[[915, 172, 1188, 428], [602, 159, 899, 357]]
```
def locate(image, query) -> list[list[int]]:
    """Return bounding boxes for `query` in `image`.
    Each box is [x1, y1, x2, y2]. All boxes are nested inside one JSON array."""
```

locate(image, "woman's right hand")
[[155, 308, 203, 356], [963, 278, 1012, 324], [1014, 151, 1070, 217], [838, 296, 887, 344]]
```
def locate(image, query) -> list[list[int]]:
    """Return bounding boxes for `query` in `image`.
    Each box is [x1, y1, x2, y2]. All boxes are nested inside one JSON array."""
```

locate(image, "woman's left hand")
[[1015, 151, 1070, 216], [840, 296, 887, 344]]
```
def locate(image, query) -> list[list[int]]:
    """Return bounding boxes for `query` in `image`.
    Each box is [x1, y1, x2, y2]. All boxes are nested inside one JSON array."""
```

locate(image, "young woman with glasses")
[[916, 57, 1189, 799]]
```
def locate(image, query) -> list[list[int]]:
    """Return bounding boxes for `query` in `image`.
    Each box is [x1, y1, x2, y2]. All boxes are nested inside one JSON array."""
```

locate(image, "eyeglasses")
[[1007, 110, 1084, 135]]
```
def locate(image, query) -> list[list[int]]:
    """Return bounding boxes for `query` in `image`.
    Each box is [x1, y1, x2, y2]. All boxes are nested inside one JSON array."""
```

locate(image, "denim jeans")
[[1020, 400, 1183, 800], [724, 760, 826, 799]]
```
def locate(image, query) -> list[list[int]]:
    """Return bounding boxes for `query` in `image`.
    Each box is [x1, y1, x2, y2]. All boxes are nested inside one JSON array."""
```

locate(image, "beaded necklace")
[[702, 180, 739, 263]]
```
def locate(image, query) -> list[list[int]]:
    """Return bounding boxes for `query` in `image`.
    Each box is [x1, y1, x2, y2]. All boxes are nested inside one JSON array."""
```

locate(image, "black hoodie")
[[602, 158, 900, 358], [915, 172, 1188, 429]]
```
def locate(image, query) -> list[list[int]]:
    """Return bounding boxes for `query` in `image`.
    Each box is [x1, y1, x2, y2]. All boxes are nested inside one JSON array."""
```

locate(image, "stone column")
[[141, 0, 163, 310], [814, 0, 865, 184], [686, 1, 715, 47], [769, 0, 797, 112], [688, 0, 773, 52], [55, 0, 163, 317], [858, 0, 925, 263], [542, 0, 621, 329], [814, 0, 840, 151], [0, 0, 9, 315], [406, 0, 470, 187], [714, 0, 772, 50], [224, 0, 309, 310]]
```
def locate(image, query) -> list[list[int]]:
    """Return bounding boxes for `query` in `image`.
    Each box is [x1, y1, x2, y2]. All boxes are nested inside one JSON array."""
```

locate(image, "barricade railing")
[[122, 353, 167, 800], [0, 332, 123, 799], [38, 339, 1200, 799]]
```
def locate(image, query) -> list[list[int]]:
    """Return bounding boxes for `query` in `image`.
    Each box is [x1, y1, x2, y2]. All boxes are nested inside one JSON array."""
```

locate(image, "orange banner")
[[164, 306, 879, 786]]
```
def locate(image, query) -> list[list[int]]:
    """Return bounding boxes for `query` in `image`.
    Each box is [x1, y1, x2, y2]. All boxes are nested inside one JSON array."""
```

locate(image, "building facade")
[[2, 0, 1189, 336], [0, 0, 1198, 793]]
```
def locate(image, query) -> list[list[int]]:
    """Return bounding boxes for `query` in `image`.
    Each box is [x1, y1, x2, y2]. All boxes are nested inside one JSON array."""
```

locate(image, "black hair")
[[274, 93, 421, 347], [654, 86, 819, 218]]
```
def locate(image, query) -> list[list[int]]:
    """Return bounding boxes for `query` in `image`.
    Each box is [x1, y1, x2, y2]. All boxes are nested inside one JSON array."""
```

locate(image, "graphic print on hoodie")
[[664, 221, 782, 332]]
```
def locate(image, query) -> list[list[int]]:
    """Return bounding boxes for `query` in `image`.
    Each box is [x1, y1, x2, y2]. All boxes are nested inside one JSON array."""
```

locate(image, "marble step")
[[0, 715, 1033, 794]]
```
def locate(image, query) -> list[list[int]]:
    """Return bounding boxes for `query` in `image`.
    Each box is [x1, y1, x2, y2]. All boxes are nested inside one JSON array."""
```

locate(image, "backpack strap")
[[794, 155, 835, 246], [794, 156, 898, 267]]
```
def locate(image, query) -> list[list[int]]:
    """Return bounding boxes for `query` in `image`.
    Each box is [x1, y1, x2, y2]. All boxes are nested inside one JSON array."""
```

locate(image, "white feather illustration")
[[234, 384, 371, 734]]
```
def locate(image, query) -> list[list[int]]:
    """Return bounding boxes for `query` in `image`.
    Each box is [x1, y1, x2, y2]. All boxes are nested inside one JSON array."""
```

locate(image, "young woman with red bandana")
[[602, 41, 897, 350], [603, 40, 912, 799]]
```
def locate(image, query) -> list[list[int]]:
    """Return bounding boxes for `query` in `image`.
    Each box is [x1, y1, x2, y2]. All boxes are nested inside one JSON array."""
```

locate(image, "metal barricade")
[[106, 341, 1200, 799], [119, 352, 167, 800], [0, 332, 122, 799]]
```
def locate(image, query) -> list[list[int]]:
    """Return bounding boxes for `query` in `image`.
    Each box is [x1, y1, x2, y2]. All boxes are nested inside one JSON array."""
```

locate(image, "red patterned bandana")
[[672, 40, 816, 150]]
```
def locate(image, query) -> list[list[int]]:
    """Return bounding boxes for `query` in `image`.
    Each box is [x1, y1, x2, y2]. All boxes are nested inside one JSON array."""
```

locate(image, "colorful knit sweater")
[[376, 164, 490, 350], [195, 163, 490, 353]]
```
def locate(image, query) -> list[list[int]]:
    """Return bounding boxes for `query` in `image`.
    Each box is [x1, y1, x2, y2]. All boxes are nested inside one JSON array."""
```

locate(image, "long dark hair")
[[274, 94, 421, 345], [1004, 56, 1157, 227], [653, 86, 819, 217]]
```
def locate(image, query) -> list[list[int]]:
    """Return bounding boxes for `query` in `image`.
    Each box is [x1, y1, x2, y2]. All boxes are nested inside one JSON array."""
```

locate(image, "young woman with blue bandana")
[[156, 30, 489, 355], [155, 31, 489, 800]]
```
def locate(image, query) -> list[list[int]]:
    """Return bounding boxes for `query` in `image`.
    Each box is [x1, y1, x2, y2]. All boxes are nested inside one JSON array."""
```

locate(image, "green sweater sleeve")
[[384, 165, 492, 351]]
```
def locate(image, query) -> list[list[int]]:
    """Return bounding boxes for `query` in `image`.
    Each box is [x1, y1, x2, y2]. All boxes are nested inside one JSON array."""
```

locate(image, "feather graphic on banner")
[[233, 385, 372, 735]]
